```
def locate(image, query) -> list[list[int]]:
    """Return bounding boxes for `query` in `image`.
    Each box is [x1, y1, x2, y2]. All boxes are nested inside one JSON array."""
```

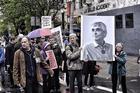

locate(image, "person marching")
[[13, 37, 54, 93]]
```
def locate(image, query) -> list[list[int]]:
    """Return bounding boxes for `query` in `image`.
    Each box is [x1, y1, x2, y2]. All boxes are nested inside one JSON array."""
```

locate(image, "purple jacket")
[[40, 50, 49, 75]]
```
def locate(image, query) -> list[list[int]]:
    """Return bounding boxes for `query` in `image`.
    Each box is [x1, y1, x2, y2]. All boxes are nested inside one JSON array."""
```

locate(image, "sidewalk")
[[94, 55, 140, 93], [97, 55, 139, 78]]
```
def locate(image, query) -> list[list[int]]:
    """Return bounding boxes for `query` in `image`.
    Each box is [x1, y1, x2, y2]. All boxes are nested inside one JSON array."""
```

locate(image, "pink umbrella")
[[28, 28, 52, 38]]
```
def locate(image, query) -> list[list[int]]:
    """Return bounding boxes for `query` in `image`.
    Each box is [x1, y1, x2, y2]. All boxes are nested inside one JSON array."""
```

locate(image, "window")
[[115, 15, 123, 28], [125, 13, 134, 28]]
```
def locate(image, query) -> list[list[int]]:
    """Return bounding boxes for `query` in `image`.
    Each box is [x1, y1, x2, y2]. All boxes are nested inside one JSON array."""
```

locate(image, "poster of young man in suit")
[[81, 16, 115, 62]]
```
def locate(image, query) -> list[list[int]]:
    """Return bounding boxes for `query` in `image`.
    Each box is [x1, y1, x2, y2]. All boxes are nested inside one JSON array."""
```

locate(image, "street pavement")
[[0, 56, 140, 93], [95, 55, 140, 93], [61, 55, 140, 93]]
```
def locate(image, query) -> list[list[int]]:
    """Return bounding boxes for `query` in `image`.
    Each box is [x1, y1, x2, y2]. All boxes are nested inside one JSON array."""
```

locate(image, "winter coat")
[[109, 51, 127, 76], [5, 43, 15, 68], [40, 50, 50, 75], [13, 47, 51, 88], [65, 43, 83, 70]]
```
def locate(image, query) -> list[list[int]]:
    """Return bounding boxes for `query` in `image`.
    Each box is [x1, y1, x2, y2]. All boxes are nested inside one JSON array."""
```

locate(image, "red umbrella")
[[28, 28, 52, 38]]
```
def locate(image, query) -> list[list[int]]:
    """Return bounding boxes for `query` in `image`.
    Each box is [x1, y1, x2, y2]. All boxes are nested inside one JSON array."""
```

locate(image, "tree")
[[0, 0, 27, 35], [0, 0, 63, 35]]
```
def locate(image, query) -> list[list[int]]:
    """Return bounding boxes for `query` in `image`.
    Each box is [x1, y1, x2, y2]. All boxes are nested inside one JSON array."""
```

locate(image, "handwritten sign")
[[41, 16, 52, 28]]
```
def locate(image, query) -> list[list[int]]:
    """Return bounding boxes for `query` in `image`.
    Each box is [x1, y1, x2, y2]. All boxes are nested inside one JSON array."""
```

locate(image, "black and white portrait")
[[51, 26, 65, 52], [81, 16, 115, 61]]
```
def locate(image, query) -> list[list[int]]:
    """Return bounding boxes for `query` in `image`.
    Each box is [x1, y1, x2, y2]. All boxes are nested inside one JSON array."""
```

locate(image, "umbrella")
[[28, 28, 52, 38]]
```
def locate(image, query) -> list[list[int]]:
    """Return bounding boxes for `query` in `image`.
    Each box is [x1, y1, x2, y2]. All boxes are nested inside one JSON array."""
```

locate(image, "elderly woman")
[[109, 43, 127, 93]]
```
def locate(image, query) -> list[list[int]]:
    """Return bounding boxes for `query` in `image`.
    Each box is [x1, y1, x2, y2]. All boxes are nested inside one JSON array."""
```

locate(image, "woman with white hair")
[[109, 43, 127, 93]]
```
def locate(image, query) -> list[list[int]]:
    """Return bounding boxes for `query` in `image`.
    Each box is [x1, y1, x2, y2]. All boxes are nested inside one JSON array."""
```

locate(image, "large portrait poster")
[[81, 16, 115, 61], [51, 26, 65, 52]]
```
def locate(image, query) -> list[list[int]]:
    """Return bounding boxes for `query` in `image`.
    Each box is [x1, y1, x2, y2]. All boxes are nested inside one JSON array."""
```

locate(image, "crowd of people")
[[0, 31, 129, 93]]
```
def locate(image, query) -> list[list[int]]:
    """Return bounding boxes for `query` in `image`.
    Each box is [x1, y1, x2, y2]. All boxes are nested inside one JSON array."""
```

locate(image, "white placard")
[[41, 16, 52, 28], [51, 26, 65, 52]]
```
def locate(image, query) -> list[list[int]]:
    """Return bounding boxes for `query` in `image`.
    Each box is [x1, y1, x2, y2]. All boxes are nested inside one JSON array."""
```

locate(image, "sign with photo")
[[81, 15, 115, 61], [51, 26, 65, 52]]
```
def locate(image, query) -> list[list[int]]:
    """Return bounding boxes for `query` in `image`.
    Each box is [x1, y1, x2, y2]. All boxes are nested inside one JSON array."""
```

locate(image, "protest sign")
[[81, 16, 115, 61], [51, 26, 65, 52], [46, 50, 58, 69]]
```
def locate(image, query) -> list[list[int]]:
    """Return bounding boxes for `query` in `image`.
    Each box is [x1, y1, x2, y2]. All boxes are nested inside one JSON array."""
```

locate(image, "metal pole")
[[62, 0, 65, 30], [62, 12, 65, 30]]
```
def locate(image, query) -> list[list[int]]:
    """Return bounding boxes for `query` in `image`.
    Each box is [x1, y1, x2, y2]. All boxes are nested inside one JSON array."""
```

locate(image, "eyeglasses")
[[41, 38, 45, 39], [92, 28, 103, 32]]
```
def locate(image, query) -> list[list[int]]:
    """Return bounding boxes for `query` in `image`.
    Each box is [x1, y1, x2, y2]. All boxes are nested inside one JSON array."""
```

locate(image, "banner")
[[46, 50, 58, 69], [41, 16, 52, 28], [51, 26, 65, 52], [66, 1, 71, 17], [81, 16, 115, 61]]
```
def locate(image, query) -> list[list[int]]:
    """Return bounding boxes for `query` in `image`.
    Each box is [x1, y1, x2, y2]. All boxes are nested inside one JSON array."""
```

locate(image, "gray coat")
[[65, 44, 83, 70]]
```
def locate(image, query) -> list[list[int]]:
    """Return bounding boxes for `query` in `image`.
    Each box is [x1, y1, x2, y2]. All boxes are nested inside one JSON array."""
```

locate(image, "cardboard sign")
[[46, 50, 58, 69], [41, 16, 52, 28], [51, 26, 65, 52]]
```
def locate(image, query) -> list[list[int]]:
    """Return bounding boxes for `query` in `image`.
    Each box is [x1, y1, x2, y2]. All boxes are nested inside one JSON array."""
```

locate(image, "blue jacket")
[[0, 47, 5, 64], [109, 51, 127, 76]]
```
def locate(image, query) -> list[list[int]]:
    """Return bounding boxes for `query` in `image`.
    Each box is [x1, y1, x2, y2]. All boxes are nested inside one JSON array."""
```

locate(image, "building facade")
[[78, 0, 140, 55]]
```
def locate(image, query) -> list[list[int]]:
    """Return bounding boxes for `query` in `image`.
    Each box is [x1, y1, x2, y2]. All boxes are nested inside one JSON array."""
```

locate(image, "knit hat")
[[69, 33, 77, 37]]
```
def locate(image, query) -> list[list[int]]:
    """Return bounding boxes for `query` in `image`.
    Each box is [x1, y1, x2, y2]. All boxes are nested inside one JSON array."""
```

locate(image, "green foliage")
[[0, 0, 63, 35]]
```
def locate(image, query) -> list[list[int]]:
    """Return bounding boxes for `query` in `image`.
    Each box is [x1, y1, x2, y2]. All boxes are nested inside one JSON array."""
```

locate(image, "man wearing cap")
[[65, 33, 83, 93], [82, 22, 113, 61]]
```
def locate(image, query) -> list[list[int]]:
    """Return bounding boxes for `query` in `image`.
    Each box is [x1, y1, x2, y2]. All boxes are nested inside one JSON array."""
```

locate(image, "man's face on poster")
[[91, 22, 107, 41]]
